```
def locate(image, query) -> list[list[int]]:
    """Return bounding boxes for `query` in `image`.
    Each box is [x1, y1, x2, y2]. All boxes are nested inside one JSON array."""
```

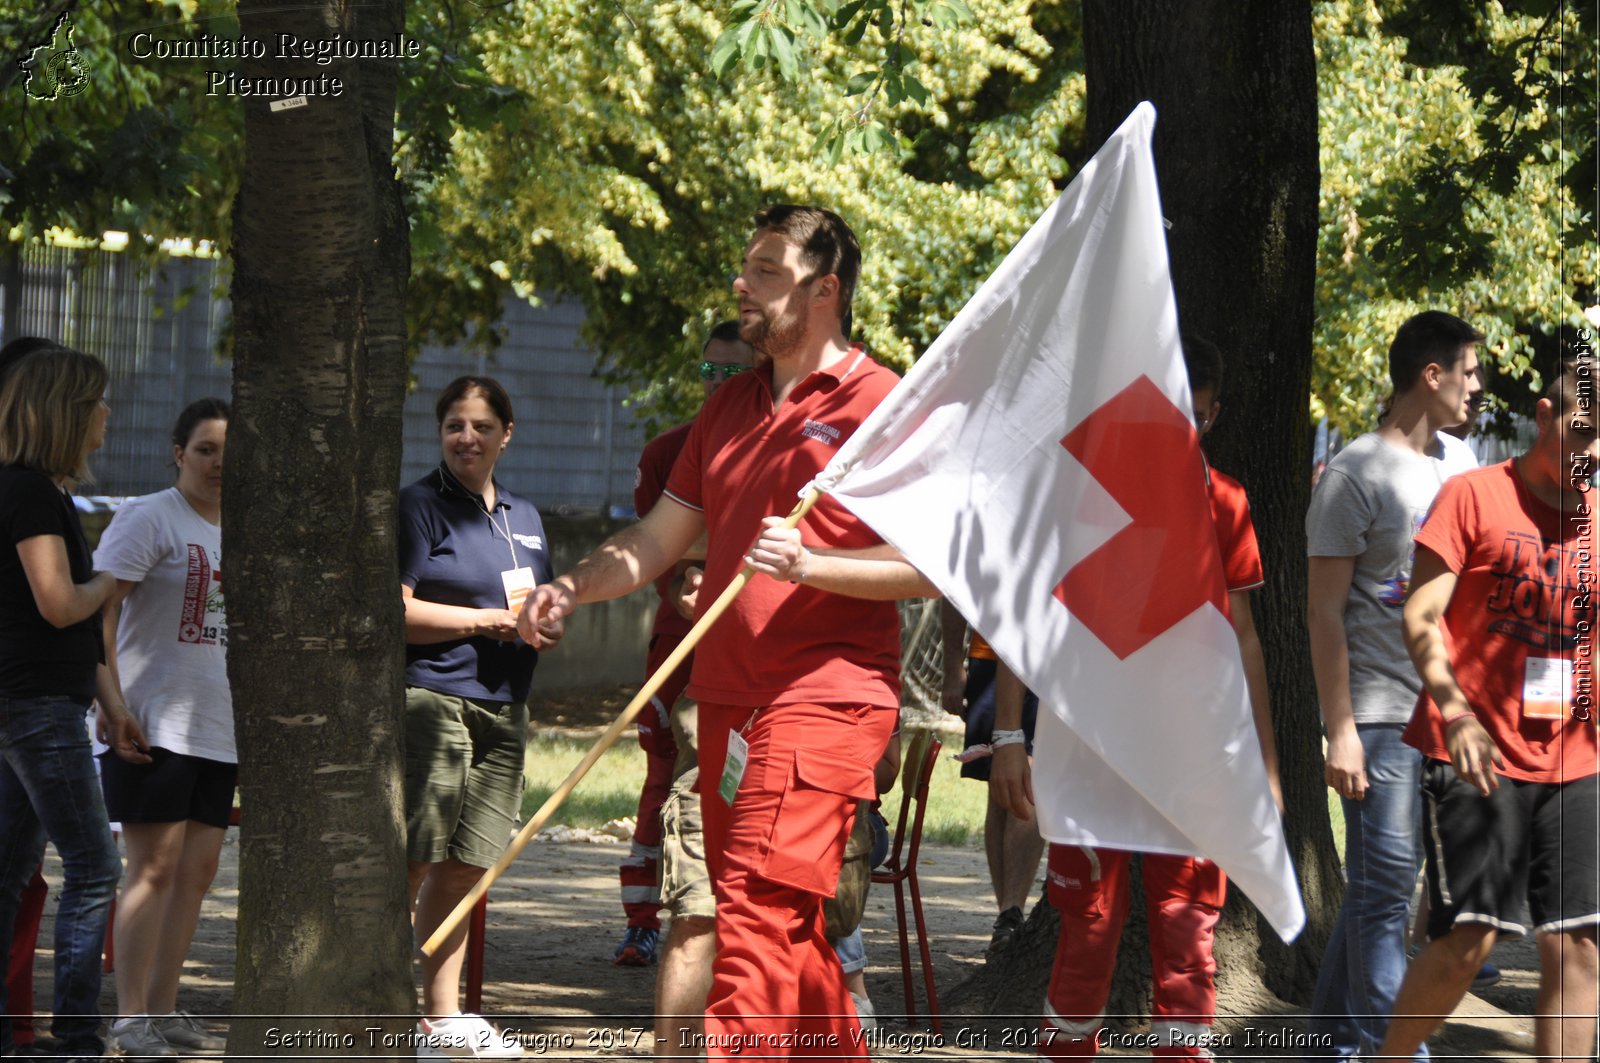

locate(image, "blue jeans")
[[0, 695, 122, 1056], [1308, 724, 1428, 1060], [833, 927, 866, 975]]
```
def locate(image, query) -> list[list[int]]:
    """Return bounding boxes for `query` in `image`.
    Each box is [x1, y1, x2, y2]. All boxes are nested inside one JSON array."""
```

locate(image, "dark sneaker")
[[611, 925, 660, 966], [1472, 962, 1502, 990], [988, 906, 1025, 954]]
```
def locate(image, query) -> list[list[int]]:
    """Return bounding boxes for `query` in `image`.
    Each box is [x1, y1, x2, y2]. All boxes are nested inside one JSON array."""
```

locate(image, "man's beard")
[[741, 304, 805, 357]]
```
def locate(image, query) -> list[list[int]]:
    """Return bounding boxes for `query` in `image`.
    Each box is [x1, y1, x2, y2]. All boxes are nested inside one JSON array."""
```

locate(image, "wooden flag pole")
[[420, 487, 823, 957]]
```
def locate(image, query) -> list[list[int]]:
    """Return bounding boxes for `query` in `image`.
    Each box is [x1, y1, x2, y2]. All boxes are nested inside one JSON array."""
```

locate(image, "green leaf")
[[845, 70, 877, 95], [883, 69, 904, 105], [710, 27, 742, 78], [833, 0, 867, 29], [941, 0, 975, 22], [902, 73, 930, 105], [770, 25, 799, 80], [826, 128, 845, 166]]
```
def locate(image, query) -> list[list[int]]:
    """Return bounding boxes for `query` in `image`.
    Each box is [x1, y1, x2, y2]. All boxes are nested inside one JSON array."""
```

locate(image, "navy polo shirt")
[[397, 465, 553, 704]]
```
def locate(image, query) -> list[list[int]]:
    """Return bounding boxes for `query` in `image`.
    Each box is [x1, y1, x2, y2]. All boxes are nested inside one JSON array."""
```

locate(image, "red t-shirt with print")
[[664, 347, 902, 710], [1403, 461, 1599, 783]]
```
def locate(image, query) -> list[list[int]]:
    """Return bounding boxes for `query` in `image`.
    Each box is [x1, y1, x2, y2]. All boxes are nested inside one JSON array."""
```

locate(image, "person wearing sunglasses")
[[612, 321, 756, 971]]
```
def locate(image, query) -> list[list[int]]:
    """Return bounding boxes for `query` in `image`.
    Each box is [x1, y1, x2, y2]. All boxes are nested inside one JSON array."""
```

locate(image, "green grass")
[[879, 729, 988, 847], [521, 732, 649, 826], [521, 725, 988, 847]]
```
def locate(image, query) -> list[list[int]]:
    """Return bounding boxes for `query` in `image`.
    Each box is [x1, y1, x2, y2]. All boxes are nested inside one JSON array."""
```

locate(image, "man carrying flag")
[[806, 102, 1302, 948], [517, 204, 935, 1060]]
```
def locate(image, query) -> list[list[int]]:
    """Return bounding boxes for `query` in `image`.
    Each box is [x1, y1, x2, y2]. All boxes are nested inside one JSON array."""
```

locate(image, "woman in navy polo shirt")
[[398, 376, 553, 1056]]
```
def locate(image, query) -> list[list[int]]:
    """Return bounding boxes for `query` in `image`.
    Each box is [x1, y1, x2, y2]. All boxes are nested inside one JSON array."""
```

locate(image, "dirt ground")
[[25, 688, 1549, 1060]]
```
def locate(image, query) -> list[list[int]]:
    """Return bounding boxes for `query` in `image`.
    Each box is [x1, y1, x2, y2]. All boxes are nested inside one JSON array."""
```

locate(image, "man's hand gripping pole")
[[420, 487, 823, 957]]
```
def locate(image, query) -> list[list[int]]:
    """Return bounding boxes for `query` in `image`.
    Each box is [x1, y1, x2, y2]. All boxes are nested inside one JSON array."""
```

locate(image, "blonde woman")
[[0, 344, 149, 1059]]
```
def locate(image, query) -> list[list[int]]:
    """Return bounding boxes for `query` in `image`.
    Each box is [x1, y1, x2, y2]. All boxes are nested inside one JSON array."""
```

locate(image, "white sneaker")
[[418, 1014, 524, 1059], [850, 992, 878, 1032]]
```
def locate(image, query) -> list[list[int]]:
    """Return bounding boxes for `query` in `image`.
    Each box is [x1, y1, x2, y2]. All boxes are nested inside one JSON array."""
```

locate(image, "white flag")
[[810, 102, 1304, 940]]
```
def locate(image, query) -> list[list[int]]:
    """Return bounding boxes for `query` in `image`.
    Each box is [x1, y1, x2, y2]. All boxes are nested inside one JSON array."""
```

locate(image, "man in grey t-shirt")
[[1305, 310, 1483, 1060]]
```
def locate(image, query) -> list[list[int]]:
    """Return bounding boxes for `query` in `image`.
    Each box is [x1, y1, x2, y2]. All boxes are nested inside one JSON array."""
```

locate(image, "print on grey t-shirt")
[[1305, 432, 1478, 724]]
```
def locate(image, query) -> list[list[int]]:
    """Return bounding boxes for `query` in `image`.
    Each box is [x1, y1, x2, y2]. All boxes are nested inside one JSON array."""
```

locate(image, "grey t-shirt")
[[1306, 432, 1478, 724]]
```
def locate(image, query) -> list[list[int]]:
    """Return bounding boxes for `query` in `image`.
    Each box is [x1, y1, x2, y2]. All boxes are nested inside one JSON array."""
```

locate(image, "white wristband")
[[991, 728, 1026, 748]]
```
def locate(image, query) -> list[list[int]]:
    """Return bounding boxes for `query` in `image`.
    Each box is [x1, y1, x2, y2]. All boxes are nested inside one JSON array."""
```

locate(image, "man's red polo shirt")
[[664, 347, 902, 710]]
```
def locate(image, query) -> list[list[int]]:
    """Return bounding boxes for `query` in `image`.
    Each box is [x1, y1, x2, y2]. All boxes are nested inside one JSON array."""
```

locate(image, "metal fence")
[[0, 243, 646, 512]]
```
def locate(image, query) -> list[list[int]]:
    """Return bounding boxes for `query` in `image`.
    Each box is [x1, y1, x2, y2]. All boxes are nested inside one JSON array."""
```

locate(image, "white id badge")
[[501, 567, 537, 612], [1523, 657, 1571, 721], [719, 730, 748, 805]]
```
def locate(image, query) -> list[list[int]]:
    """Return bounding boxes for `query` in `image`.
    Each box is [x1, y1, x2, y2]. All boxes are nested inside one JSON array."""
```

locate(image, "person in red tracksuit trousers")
[[612, 322, 756, 967], [520, 205, 936, 1061], [990, 334, 1281, 1058]]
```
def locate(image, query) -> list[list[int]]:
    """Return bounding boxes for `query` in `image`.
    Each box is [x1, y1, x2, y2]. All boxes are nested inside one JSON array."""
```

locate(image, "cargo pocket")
[[759, 747, 877, 895]]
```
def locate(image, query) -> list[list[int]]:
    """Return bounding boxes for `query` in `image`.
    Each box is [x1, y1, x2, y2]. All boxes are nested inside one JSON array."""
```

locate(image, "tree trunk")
[[950, 0, 1336, 1033], [224, 0, 414, 1052]]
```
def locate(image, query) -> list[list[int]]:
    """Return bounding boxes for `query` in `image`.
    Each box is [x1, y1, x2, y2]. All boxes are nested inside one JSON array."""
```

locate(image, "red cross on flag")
[[808, 103, 1304, 940]]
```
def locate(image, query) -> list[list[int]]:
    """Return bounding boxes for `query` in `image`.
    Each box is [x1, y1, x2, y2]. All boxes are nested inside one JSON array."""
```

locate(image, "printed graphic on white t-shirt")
[[178, 543, 226, 645]]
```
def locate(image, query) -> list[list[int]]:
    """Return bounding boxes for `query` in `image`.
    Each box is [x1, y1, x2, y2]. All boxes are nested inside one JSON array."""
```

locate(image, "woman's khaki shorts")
[[403, 686, 527, 869]]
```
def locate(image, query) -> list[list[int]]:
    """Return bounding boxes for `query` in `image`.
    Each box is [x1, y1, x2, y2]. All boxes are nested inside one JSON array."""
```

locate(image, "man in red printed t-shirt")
[[611, 321, 756, 969], [1378, 356, 1600, 1063], [518, 205, 936, 1061]]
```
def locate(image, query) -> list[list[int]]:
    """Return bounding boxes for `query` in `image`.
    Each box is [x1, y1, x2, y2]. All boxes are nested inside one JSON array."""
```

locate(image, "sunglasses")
[[699, 361, 751, 382]]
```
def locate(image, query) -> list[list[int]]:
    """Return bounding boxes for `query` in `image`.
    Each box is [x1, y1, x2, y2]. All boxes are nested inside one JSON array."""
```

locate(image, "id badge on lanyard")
[[1523, 657, 1572, 721], [491, 504, 534, 612], [719, 730, 748, 805], [501, 567, 536, 612]]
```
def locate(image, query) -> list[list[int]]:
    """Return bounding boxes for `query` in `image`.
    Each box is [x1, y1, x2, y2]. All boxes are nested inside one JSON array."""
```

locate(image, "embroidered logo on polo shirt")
[[801, 419, 842, 445], [513, 533, 543, 551]]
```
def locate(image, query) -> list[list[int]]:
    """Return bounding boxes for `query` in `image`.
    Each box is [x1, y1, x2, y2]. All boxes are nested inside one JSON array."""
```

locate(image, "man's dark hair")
[[704, 320, 742, 349], [751, 205, 860, 325], [1544, 356, 1597, 417], [1180, 332, 1225, 398], [1388, 311, 1484, 392]]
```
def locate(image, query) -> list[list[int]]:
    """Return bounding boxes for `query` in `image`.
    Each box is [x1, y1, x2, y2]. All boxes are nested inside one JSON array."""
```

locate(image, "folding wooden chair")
[[870, 729, 942, 1035]]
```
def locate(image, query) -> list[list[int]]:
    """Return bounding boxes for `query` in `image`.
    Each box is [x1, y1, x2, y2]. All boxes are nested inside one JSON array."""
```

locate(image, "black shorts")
[[1421, 759, 1600, 938], [959, 657, 1039, 782], [99, 747, 238, 828]]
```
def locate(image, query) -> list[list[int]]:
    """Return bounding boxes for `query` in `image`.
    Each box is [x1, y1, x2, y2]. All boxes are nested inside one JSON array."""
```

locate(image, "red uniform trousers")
[[619, 636, 693, 931], [1041, 846, 1226, 1060], [6, 866, 47, 1045], [697, 702, 894, 1063]]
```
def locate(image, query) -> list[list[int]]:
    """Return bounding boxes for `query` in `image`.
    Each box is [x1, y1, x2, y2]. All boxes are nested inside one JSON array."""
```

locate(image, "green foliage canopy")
[[3, 0, 1591, 438]]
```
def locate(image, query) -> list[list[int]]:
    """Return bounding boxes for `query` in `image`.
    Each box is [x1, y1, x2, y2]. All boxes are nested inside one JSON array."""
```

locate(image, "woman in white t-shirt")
[[95, 399, 232, 1058]]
